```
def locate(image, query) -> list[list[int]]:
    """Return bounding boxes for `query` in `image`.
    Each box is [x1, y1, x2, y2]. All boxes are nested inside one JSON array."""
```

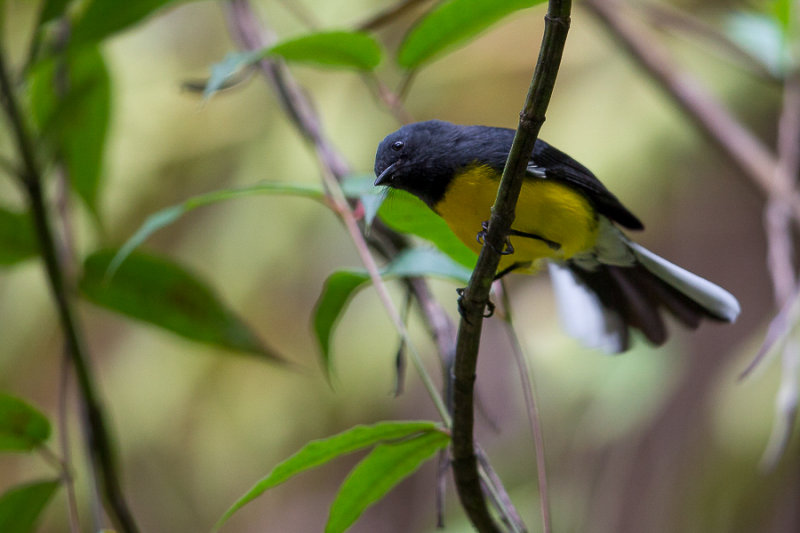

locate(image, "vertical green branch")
[[0, 50, 139, 533], [450, 1, 571, 531]]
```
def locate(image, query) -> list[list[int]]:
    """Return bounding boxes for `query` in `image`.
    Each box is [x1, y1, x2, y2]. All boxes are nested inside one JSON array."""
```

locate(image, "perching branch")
[[0, 50, 139, 533], [450, 1, 572, 531]]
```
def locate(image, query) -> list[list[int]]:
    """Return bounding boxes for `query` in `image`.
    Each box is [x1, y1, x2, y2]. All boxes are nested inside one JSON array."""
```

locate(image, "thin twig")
[[761, 71, 800, 468], [58, 348, 81, 533], [363, 73, 415, 125], [357, 0, 433, 32], [638, 2, 778, 82], [450, 2, 572, 530], [476, 446, 528, 533], [0, 46, 139, 533], [498, 281, 552, 533], [39, 441, 80, 533]]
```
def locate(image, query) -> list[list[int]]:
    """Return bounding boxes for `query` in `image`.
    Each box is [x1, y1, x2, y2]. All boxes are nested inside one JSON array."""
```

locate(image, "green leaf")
[[70, 0, 193, 47], [62, 48, 110, 220], [38, 0, 72, 25], [397, 0, 545, 69], [202, 32, 382, 98], [771, 0, 795, 35], [80, 250, 282, 360], [378, 190, 476, 268], [313, 248, 470, 372], [314, 270, 371, 369], [326, 430, 449, 533], [28, 46, 111, 220], [267, 31, 382, 71], [0, 480, 60, 533], [215, 421, 443, 531], [108, 182, 325, 277], [0, 207, 38, 266], [0, 394, 51, 452], [385, 247, 472, 282]]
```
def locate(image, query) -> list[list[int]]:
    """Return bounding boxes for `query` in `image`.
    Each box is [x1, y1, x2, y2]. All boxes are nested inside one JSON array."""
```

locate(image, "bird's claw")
[[476, 221, 515, 256], [456, 287, 495, 322]]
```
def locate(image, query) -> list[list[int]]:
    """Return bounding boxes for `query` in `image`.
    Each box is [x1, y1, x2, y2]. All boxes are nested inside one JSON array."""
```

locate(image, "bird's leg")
[[476, 221, 515, 255], [493, 261, 532, 281], [476, 222, 561, 255], [508, 228, 561, 251]]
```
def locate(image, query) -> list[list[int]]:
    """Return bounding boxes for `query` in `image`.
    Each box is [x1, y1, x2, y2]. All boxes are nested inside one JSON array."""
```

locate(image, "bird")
[[373, 119, 740, 353]]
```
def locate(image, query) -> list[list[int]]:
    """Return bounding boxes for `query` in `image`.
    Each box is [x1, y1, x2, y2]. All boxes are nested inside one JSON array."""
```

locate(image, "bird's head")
[[373, 120, 459, 208]]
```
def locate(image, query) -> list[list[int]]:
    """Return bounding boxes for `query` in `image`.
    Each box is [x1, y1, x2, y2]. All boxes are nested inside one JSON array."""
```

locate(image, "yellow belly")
[[434, 165, 599, 272]]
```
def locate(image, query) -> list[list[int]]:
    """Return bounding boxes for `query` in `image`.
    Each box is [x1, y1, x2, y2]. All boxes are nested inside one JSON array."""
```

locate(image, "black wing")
[[531, 139, 643, 230]]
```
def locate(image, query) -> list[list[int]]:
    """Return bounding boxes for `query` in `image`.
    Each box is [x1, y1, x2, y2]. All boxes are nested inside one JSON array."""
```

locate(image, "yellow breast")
[[434, 165, 599, 272]]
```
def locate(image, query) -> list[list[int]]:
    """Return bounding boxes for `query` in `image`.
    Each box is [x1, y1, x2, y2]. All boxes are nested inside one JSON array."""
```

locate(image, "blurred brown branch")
[[638, 2, 778, 81], [223, 0, 456, 371], [585, 0, 800, 219], [586, 0, 800, 470], [761, 72, 800, 468]]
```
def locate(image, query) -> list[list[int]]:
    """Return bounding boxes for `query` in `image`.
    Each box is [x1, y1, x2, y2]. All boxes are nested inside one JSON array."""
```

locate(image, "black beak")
[[374, 161, 399, 187]]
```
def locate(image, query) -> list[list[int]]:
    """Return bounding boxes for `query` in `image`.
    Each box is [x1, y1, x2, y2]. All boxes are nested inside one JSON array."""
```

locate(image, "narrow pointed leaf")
[[202, 32, 381, 98], [397, 0, 545, 69], [0, 394, 51, 452], [0, 480, 60, 533], [378, 190, 476, 268], [28, 46, 110, 220], [385, 247, 472, 282], [70, 0, 197, 47], [313, 270, 370, 370], [108, 182, 324, 277], [80, 250, 281, 359], [267, 31, 382, 70], [325, 431, 450, 533], [215, 421, 442, 531], [0, 207, 38, 266], [313, 248, 470, 373]]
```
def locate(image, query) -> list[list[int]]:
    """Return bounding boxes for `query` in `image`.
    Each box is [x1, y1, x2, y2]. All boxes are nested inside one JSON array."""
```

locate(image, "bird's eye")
[[391, 140, 405, 152]]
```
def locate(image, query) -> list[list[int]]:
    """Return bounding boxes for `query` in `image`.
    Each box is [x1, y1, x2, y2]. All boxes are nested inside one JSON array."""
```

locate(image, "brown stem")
[[450, 2, 572, 531]]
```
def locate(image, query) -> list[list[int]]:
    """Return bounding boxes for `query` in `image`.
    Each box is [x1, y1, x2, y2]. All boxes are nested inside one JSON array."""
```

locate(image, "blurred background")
[[0, 0, 795, 532]]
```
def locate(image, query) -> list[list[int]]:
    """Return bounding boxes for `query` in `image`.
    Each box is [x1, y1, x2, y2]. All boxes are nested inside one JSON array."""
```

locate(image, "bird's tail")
[[548, 242, 740, 353]]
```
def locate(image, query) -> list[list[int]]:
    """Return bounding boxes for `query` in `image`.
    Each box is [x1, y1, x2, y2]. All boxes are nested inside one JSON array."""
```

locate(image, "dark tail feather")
[[549, 245, 739, 353], [571, 263, 711, 348]]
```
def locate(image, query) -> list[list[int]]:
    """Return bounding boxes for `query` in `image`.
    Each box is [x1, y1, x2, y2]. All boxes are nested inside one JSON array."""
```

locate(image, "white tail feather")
[[628, 242, 740, 323], [548, 263, 627, 353]]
